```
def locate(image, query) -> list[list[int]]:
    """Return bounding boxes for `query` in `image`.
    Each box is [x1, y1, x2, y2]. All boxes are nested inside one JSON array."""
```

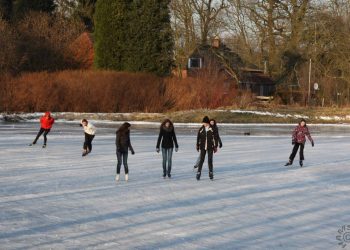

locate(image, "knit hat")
[[202, 116, 210, 124]]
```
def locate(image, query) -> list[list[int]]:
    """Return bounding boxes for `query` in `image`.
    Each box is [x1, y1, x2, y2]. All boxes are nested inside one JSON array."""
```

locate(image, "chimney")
[[212, 36, 220, 48]]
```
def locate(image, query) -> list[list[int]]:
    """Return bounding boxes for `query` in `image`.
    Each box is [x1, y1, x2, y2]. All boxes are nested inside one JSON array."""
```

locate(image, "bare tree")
[[190, 0, 229, 45]]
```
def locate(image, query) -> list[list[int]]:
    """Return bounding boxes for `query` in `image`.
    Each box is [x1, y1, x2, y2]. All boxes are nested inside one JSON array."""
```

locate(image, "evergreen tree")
[[94, 0, 130, 70], [94, 0, 173, 76], [0, 0, 12, 20]]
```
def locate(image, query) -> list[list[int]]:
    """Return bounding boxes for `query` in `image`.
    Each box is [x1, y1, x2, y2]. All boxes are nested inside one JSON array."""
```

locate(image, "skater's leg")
[[33, 128, 45, 144], [194, 154, 201, 168], [167, 148, 173, 176], [43, 129, 50, 145], [83, 133, 89, 151], [116, 151, 122, 174], [87, 135, 95, 153], [197, 150, 206, 173], [123, 152, 129, 174], [208, 150, 214, 179], [161, 148, 167, 176], [289, 143, 300, 163], [299, 143, 305, 161]]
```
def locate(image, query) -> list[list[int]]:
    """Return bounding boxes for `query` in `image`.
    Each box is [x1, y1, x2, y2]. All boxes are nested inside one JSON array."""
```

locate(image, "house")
[[186, 37, 275, 97]]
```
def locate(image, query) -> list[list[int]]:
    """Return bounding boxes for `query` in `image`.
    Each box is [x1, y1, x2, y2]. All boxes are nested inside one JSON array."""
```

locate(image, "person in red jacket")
[[285, 119, 314, 167], [29, 112, 55, 148]]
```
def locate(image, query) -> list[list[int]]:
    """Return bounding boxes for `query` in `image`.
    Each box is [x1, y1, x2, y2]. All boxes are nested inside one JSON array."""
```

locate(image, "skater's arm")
[[156, 129, 162, 149], [306, 127, 314, 144], [196, 129, 200, 151], [128, 134, 135, 154], [292, 127, 297, 143], [216, 129, 222, 148], [173, 130, 179, 149]]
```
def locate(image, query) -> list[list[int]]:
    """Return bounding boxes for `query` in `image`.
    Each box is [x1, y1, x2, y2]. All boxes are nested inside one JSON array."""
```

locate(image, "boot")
[[82, 150, 88, 157], [42, 144, 46, 148], [299, 160, 303, 167], [284, 160, 292, 166], [115, 174, 120, 182], [196, 172, 201, 181], [125, 174, 129, 182], [209, 172, 214, 180]]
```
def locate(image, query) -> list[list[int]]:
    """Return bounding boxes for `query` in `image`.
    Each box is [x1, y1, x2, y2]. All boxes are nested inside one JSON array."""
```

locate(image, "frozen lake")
[[1, 122, 350, 249]]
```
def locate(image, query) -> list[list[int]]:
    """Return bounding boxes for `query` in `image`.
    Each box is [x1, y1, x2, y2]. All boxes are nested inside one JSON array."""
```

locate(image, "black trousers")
[[33, 128, 50, 145], [116, 151, 129, 174], [289, 143, 305, 162], [84, 133, 95, 151], [197, 149, 213, 174]]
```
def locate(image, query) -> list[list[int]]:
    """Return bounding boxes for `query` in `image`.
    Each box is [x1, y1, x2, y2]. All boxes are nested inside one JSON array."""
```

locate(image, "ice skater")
[[156, 119, 179, 178], [115, 122, 135, 182], [195, 116, 218, 180], [285, 119, 314, 167], [193, 118, 222, 170], [80, 119, 96, 157], [29, 112, 55, 148]]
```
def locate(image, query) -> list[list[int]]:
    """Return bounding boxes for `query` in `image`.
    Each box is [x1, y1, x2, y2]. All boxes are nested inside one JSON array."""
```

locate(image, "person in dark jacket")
[[196, 116, 218, 180], [193, 118, 223, 169], [116, 122, 135, 182], [156, 119, 179, 178], [210, 119, 223, 149], [29, 112, 55, 148], [285, 119, 314, 167]]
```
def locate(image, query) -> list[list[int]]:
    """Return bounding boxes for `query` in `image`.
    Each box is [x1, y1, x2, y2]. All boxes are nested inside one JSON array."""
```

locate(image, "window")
[[188, 58, 202, 68]]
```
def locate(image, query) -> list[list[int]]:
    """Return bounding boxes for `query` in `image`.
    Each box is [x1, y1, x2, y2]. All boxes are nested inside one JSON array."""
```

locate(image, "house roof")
[[240, 69, 275, 85], [188, 42, 274, 86]]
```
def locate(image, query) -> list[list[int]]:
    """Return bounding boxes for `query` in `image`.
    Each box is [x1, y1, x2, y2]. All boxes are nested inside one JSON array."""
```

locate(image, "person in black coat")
[[210, 119, 223, 149], [156, 119, 178, 178], [115, 122, 135, 182], [196, 116, 218, 180]]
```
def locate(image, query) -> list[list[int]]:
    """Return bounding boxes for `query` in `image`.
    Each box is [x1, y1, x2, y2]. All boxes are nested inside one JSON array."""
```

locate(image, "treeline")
[[1, 0, 350, 107]]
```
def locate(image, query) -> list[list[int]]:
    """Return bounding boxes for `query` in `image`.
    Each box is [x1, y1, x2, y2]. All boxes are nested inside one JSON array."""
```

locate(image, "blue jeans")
[[162, 148, 173, 175], [117, 151, 129, 174]]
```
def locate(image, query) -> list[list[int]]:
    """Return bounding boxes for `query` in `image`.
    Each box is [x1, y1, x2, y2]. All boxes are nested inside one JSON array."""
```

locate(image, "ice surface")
[[0, 122, 350, 249]]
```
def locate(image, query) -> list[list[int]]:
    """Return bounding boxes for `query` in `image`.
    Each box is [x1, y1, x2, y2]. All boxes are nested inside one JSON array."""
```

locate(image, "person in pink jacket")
[[285, 119, 314, 167]]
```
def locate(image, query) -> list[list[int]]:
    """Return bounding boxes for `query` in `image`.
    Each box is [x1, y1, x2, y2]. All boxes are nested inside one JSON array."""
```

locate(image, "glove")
[[214, 147, 218, 153], [311, 141, 314, 147], [219, 142, 223, 148], [156, 148, 160, 153], [175, 147, 178, 152], [79, 123, 83, 127], [131, 150, 135, 155], [292, 140, 295, 145], [196, 146, 199, 152]]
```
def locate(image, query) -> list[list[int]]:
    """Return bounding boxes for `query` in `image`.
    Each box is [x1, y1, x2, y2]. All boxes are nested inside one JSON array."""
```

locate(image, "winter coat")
[[196, 125, 218, 151], [212, 125, 222, 148], [292, 125, 313, 144], [156, 126, 178, 149], [40, 115, 54, 130], [81, 121, 96, 135], [116, 131, 134, 154]]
